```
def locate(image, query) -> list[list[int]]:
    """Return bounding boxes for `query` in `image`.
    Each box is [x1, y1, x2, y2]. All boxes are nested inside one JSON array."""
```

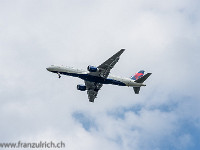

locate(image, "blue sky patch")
[[72, 112, 97, 131]]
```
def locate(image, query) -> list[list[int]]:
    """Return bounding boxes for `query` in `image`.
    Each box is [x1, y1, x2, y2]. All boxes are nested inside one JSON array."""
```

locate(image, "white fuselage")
[[46, 65, 146, 87]]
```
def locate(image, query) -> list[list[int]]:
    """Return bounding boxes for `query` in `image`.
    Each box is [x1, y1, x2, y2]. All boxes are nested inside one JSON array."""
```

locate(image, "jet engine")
[[77, 84, 86, 91], [87, 65, 99, 72]]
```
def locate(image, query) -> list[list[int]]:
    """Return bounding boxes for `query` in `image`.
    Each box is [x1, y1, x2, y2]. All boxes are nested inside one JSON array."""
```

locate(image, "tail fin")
[[131, 70, 145, 80], [133, 73, 152, 94]]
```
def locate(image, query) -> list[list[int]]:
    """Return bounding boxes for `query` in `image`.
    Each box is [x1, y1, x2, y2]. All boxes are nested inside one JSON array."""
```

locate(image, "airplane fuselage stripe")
[[52, 71, 126, 86]]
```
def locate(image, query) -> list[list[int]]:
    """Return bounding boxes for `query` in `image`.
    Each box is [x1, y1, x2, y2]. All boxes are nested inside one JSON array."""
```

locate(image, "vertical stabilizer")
[[131, 70, 144, 80]]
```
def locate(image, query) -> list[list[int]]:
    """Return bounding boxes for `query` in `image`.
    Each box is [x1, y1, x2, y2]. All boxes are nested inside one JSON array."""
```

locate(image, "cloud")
[[0, 0, 200, 150]]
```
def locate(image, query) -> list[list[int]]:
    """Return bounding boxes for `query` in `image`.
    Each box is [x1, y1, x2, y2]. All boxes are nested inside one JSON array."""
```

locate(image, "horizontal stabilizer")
[[135, 73, 152, 83], [133, 87, 140, 94]]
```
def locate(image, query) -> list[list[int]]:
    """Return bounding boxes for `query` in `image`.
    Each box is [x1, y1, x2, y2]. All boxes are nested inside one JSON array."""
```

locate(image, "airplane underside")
[[53, 71, 126, 86]]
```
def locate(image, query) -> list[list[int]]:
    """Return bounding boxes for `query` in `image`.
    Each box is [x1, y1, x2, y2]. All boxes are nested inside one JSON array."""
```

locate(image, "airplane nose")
[[46, 65, 55, 72], [46, 67, 51, 71]]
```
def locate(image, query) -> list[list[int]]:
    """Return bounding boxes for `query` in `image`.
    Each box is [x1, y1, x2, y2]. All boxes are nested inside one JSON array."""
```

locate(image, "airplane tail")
[[130, 70, 145, 80], [131, 72, 152, 94], [134, 73, 152, 83]]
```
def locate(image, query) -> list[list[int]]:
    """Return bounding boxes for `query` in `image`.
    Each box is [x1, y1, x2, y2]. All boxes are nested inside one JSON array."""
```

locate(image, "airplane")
[[46, 49, 152, 102]]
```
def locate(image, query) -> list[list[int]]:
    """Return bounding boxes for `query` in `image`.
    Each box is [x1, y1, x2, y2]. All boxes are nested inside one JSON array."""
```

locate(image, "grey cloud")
[[0, 0, 200, 150]]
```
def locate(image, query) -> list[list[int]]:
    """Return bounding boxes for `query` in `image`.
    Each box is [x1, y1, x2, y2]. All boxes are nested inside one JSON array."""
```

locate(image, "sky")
[[0, 0, 200, 150]]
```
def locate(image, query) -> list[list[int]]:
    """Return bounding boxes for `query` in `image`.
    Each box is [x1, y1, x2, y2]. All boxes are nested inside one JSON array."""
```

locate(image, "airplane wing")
[[85, 81, 103, 102], [97, 49, 125, 78], [86, 49, 125, 102]]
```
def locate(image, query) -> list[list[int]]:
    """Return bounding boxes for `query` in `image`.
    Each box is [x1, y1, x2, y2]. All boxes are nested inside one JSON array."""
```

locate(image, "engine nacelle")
[[77, 84, 86, 91], [87, 65, 99, 72]]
